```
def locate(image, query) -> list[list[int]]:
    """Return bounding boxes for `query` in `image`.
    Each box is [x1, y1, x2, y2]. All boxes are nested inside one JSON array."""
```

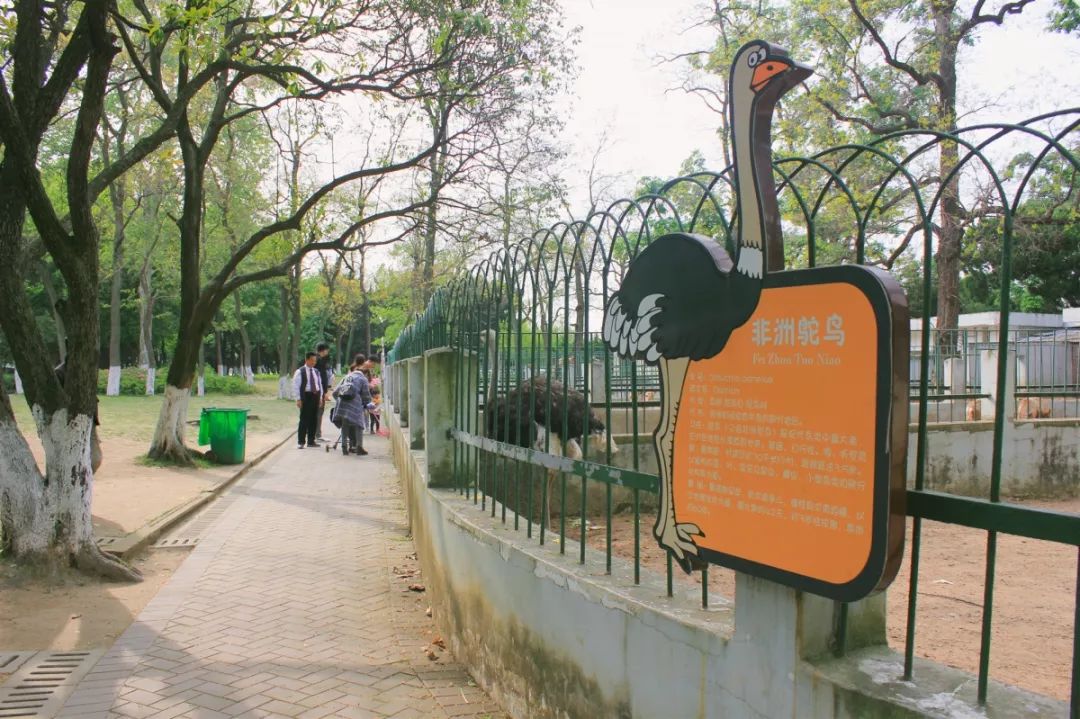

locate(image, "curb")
[[102, 430, 295, 559]]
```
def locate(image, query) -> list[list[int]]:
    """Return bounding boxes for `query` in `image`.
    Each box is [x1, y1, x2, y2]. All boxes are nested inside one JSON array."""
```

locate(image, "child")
[[368, 386, 382, 434]]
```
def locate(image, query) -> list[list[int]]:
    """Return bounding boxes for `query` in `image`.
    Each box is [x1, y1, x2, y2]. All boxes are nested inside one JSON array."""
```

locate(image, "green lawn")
[[8, 378, 297, 443]]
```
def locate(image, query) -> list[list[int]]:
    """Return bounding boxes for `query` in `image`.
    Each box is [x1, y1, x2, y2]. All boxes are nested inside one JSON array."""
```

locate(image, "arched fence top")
[[391, 109, 1080, 364]]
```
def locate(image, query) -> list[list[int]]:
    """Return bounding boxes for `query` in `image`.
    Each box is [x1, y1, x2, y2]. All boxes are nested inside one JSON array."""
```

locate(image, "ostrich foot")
[[655, 517, 705, 574]]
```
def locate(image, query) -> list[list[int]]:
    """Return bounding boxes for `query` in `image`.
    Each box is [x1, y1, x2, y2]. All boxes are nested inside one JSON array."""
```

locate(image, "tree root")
[[74, 543, 143, 582], [146, 442, 196, 468]]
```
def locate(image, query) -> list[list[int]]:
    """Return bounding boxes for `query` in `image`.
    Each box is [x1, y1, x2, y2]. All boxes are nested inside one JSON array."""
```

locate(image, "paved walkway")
[[56, 431, 504, 719]]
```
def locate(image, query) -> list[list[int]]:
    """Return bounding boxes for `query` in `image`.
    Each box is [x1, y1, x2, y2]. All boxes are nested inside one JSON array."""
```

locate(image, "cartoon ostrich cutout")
[[602, 41, 812, 573]]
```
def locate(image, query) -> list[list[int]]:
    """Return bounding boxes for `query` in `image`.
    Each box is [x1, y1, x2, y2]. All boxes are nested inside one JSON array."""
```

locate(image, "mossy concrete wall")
[[385, 395, 1065, 719], [908, 420, 1080, 497]]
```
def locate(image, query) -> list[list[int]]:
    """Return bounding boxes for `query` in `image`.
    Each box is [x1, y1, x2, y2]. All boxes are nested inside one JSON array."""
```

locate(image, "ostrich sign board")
[[602, 39, 908, 602]]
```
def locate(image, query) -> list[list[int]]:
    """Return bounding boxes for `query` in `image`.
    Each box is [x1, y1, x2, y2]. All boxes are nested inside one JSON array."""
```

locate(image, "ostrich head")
[[730, 40, 813, 105]]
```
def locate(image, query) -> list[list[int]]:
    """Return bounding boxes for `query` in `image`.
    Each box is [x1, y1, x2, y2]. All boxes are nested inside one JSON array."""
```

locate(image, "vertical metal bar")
[[560, 472, 567, 555], [602, 268, 615, 575], [606, 482, 613, 574], [630, 360, 641, 584], [581, 312, 592, 566], [501, 323, 510, 524], [904, 517, 923, 679], [701, 565, 708, 609], [835, 603, 849, 657], [904, 218, 935, 681], [1071, 546, 1079, 718], [977, 182, 1015, 706], [667, 553, 673, 598], [633, 489, 640, 585], [978, 532, 998, 704], [514, 305, 524, 532]]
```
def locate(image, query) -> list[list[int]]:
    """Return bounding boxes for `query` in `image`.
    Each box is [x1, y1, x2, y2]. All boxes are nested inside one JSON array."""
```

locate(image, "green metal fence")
[[389, 109, 1080, 713]]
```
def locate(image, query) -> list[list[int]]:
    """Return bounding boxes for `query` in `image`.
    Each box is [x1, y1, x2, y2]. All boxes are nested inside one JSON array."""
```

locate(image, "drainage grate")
[[0, 650, 102, 718], [151, 536, 199, 549], [94, 537, 118, 546]]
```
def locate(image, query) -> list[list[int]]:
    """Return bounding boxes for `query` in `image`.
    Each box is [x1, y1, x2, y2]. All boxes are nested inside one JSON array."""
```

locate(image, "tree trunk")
[[0, 399, 134, 579], [358, 249, 371, 356], [234, 293, 254, 385], [277, 283, 293, 399], [150, 385, 192, 465], [105, 139, 127, 396], [933, 4, 963, 359], [215, 329, 224, 377], [38, 263, 67, 365], [290, 268, 301, 368], [147, 111, 206, 464], [106, 236, 124, 396], [421, 127, 448, 306], [138, 263, 155, 394]]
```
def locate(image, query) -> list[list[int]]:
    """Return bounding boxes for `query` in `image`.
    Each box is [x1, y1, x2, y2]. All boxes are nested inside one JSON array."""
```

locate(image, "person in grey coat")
[[332, 353, 374, 456]]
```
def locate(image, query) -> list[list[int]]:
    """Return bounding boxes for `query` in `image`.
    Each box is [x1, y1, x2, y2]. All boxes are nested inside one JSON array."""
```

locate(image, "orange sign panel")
[[671, 268, 907, 598]]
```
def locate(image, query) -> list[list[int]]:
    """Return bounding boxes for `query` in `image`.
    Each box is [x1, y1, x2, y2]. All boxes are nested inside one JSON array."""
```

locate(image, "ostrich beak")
[[751, 58, 814, 93]]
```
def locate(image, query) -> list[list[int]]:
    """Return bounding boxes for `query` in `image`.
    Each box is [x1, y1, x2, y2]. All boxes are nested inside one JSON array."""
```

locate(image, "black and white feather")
[[485, 375, 609, 460]]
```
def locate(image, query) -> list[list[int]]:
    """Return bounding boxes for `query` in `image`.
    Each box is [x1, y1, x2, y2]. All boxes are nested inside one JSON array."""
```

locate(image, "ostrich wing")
[[603, 233, 735, 362]]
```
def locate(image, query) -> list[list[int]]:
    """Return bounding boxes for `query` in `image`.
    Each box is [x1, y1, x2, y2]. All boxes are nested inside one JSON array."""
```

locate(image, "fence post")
[[425, 348, 461, 488], [399, 362, 410, 428], [590, 360, 606, 405], [733, 574, 831, 713], [408, 357, 425, 450]]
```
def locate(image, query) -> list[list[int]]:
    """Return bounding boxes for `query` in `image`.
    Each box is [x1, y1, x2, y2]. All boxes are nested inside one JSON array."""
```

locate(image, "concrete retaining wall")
[[910, 420, 1080, 497], [386, 406, 1064, 718]]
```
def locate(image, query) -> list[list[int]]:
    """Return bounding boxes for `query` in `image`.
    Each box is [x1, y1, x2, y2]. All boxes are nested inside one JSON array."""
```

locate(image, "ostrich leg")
[[653, 356, 703, 571]]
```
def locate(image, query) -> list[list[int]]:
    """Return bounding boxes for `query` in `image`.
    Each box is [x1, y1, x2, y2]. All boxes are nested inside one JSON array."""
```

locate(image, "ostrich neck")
[[732, 93, 782, 276]]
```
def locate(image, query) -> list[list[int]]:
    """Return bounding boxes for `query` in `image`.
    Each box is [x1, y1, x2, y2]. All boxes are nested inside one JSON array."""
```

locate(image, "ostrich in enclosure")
[[485, 375, 609, 461], [482, 331, 614, 526], [602, 40, 812, 571]]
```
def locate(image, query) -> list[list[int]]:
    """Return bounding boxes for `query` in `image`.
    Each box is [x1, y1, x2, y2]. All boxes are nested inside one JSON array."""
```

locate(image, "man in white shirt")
[[292, 351, 323, 448]]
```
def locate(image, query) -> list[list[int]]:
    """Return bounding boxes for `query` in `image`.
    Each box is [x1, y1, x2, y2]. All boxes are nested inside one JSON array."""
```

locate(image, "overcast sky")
[[554, 0, 1080, 211]]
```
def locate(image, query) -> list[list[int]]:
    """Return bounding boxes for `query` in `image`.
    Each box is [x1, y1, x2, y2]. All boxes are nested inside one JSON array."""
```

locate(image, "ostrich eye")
[[747, 47, 767, 67]]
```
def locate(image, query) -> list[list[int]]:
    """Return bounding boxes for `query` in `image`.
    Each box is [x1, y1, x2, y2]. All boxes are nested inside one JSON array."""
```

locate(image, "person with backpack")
[[332, 353, 375, 456]]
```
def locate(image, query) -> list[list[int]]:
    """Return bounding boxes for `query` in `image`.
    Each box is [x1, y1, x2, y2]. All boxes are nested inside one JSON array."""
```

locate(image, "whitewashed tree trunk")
[[0, 411, 48, 557], [150, 385, 191, 461], [0, 408, 137, 580], [197, 376, 205, 396], [278, 375, 294, 400], [13, 370, 22, 394], [106, 366, 121, 396], [137, 259, 155, 398]]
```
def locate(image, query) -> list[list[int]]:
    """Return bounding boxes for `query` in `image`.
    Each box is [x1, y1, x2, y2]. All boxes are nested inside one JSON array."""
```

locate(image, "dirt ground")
[[595, 497, 1079, 702]]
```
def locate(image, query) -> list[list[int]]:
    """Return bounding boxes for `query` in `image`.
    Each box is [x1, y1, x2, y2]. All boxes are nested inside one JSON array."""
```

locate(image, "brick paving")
[[56, 432, 504, 719]]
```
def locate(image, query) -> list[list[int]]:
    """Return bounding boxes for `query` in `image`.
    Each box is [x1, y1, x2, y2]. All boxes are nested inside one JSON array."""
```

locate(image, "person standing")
[[292, 351, 323, 448], [332, 354, 374, 456], [367, 386, 381, 435], [314, 342, 334, 441]]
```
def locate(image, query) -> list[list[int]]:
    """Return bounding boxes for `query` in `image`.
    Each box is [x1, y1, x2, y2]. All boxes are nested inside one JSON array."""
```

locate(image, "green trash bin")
[[197, 408, 249, 464]]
